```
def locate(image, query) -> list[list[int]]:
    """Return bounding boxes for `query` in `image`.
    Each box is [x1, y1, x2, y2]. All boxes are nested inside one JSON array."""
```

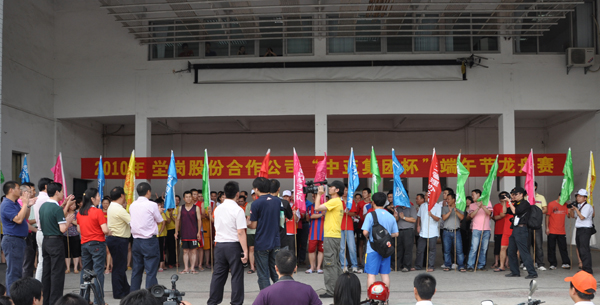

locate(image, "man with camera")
[[569, 189, 594, 274], [314, 181, 345, 299], [505, 187, 537, 279]]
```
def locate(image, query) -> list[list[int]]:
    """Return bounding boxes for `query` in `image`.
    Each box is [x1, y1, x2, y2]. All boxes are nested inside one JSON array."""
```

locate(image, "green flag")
[[479, 155, 498, 206], [456, 154, 470, 212], [371, 147, 381, 192], [0, 170, 4, 184], [560, 148, 574, 205], [202, 149, 211, 209]]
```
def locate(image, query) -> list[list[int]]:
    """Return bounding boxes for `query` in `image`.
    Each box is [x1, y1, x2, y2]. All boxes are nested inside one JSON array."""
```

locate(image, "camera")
[[81, 269, 97, 283], [567, 201, 578, 209], [151, 274, 185, 305], [303, 180, 328, 194]]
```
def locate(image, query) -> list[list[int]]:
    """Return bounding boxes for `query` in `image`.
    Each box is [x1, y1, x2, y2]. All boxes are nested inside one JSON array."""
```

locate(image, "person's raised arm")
[[59, 213, 75, 233], [454, 209, 464, 221], [314, 187, 328, 212], [428, 209, 441, 222], [442, 208, 452, 221], [12, 191, 35, 225]]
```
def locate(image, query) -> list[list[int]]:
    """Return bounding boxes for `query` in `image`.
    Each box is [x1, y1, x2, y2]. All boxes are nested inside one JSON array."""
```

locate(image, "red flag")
[[521, 149, 536, 205], [427, 149, 441, 211], [259, 149, 270, 178], [51, 153, 67, 205], [315, 152, 327, 204], [293, 148, 306, 213]]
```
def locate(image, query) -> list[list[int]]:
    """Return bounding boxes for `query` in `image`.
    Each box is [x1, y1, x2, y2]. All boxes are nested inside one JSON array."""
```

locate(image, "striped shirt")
[[308, 205, 325, 241]]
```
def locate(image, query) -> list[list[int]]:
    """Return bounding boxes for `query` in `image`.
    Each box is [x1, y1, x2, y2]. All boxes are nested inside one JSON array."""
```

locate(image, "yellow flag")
[[587, 151, 596, 206], [124, 150, 136, 208]]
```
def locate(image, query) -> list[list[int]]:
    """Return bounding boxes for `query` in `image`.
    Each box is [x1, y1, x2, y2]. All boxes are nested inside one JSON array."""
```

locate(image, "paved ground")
[[2, 243, 598, 305]]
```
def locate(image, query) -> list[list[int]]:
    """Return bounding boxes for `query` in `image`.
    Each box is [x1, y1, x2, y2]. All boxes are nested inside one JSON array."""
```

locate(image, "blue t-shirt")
[[0, 197, 29, 237], [250, 195, 283, 251], [361, 209, 399, 254]]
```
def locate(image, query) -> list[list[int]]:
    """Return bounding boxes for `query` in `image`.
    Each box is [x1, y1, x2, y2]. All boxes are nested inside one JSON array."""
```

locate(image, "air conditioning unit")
[[567, 48, 594, 67]]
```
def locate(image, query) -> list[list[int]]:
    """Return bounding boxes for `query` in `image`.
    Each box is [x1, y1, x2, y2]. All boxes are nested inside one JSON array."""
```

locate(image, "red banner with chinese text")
[[81, 154, 565, 180]]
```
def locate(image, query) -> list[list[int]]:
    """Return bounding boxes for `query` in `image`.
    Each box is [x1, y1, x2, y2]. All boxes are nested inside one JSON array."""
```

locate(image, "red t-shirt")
[[547, 200, 568, 235], [77, 206, 107, 244], [493, 203, 506, 235], [341, 201, 359, 231]]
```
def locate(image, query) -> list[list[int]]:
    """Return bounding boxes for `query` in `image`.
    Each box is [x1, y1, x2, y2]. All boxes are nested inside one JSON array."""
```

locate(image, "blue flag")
[[164, 151, 178, 210], [392, 149, 410, 207], [19, 154, 30, 183], [347, 148, 359, 210], [98, 156, 105, 209]]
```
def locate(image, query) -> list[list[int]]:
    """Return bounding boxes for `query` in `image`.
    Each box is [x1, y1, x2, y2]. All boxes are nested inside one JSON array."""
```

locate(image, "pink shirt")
[[129, 197, 163, 239], [468, 202, 493, 231]]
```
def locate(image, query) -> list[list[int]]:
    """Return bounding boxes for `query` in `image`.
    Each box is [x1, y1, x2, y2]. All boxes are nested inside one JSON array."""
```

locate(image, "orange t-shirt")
[[547, 200, 568, 235]]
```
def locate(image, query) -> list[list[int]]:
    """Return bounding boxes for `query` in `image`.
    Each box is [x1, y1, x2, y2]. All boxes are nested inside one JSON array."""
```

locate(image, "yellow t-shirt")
[[323, 197, 344, 238], [166, 208, 177, 230], [158, 212, 168, 237], [107, 202, 131, 238], [534, 193, 548, 210]]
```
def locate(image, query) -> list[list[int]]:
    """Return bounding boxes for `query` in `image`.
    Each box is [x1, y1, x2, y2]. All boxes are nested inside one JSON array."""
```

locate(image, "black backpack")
[[368, 211, 394, 258], [527, 204, 543, 230]]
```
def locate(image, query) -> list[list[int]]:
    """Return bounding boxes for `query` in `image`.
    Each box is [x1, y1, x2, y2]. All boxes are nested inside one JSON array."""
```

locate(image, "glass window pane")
[[259, 17, 283, 56], [286, 18, 313, 54], [230, 40, 255, 56], [539, 14, 571, 52], [328, 17, 354, 53], [415, 15, 439, 51], [516, 37, 538, 53], [151, 22, 174, 59], [575, 3, 594, 48], [387, 25, 413, 52], [446, 19, 471, 52], [176, 42, 199, 57], [356, 19, 381, 52], [203, 19, 228, 56], [260, 39, 283, 56], [473, 37, 498, 51]]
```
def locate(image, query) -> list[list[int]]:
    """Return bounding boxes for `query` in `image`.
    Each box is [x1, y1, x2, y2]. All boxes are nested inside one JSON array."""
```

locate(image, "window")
[[287, 18, 313, 54], [515, 2, 595, 53], [12, 152, 24, 182]]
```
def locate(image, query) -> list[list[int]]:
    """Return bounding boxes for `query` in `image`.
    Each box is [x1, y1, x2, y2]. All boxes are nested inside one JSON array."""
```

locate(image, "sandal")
[[460, 268, 467, 272], [65, 269, 70, 274], [248, 269, 256, 274], [74, 270, 80, 274], [179, 270, 189, 274], [198, 267, 205, 272], [105, 270, 110, 274], [494, 268, 505, 272], [190, 270, 198, 274], [317, 269, 324, 274], [443, 268, 450, 272], [305, 269, 313, 274], [426, 269, 434, 272]]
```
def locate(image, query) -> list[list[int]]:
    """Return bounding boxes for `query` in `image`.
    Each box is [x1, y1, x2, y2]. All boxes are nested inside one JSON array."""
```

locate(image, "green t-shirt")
[[39, 201, 66, 236], [245, 202, 255, 235]]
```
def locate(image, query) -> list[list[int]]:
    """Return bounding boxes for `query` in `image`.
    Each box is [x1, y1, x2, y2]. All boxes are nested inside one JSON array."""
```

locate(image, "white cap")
[[251, 190, 255, 195], [282, 190, 292, 197], [577, 189, 588, 197]]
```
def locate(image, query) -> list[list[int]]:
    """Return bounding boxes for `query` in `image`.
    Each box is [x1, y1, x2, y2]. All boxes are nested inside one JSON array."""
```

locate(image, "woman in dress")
[[64, 197, 82, 274]]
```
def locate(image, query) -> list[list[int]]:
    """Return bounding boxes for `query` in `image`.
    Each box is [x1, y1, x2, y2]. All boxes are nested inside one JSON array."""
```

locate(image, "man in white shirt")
[[415, 201, 441, 272], [32, 177, 54, 281], [129, 182, 164, 292], [570, 189, 595, 274], [565, 270, 596, 305], [208, 181, 248, 305], [413, 273, 436, 305]]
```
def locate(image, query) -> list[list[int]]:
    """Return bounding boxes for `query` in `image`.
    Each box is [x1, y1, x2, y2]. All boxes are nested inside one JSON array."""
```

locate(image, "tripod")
[[79, 269, 104, 305]]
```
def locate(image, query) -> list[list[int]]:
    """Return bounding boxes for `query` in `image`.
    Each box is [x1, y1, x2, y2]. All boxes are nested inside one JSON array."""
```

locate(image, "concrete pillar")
[[499, 111, 516, 191], [135, 115, 151, 183], [315, 113, 327, 156], [0, 0, 4, 174]]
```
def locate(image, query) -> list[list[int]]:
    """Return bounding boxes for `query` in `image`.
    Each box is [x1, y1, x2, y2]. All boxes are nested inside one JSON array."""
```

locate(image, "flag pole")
[[395, 236, 397, 272], [456, 149, 461, 272], [426, 211, 430, 271]]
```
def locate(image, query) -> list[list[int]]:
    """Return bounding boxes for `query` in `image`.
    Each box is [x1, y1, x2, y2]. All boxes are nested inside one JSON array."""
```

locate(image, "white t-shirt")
[[214, 198, 247, 243], [575, 202, 594, 228], [419, 202, 441, 238]]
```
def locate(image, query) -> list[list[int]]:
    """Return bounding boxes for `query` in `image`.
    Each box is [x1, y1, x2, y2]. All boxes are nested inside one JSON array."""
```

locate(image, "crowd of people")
[[0, 176, 597, 305]]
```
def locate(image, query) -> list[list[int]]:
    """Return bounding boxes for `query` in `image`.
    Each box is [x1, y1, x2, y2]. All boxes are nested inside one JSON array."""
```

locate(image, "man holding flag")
[[506, 187, 538, 279], [392, 150, 417, 272], [341, 149, 360, 273]]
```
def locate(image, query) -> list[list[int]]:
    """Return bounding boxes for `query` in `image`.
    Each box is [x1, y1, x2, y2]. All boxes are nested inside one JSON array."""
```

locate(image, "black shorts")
[[182, 240, 199, 249], [494, 234, 502, 255], [247, 234, 255, 247]]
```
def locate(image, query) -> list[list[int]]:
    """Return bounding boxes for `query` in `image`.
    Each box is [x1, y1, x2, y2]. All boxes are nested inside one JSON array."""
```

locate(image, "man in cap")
[[565, 271, 596, 304], [505, 186, 538, 279], [569, 189, 594, 274]]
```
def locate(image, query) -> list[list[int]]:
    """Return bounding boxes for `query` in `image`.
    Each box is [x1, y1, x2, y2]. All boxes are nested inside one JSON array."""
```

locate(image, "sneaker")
[[562, 264, 571, 269], [522, 266, 527, 271], [352, 267, 359, 273], [440, 265, 450, 269], [451, 264, 458, 270], [549, 266, 557, 270], [355, 268, 363, 274], [520, 263, 524, 268], [537, 266, 547, 271], [467, 268, 474, 272], [343, 267, 348, 273], [477, 267, 487, 271]]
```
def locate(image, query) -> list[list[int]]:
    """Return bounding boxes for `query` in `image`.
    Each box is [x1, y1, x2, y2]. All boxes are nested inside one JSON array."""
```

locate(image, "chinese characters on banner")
[[81, 153, 566, 180]]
